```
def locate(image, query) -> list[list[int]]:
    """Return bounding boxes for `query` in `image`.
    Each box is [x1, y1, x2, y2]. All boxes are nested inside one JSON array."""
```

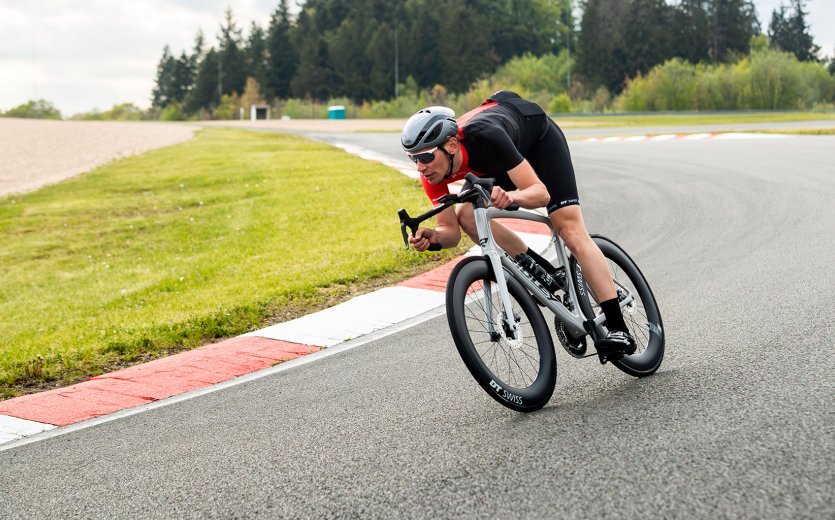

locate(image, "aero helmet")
[[401, 106, 457, 153]]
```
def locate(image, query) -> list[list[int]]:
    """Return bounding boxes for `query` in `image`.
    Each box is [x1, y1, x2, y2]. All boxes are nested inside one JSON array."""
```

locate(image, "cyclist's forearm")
[[434, 225, 462, 248], [510, 184, 550, 209]]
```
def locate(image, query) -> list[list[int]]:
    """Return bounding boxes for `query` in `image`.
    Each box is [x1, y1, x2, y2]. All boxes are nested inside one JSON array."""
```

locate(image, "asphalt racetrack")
[[1, 130, 833, 518]]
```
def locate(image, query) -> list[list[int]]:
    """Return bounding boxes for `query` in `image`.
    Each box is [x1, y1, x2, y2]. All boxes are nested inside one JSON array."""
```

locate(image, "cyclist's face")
[[416, 142, 451, 184]]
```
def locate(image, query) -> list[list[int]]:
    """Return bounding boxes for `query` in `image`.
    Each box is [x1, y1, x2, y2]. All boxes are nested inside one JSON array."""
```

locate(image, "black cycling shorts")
[[530, 119, 580, 213]]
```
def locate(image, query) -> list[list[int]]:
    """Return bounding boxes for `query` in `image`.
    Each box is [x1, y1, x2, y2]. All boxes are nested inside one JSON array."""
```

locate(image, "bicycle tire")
[[570, 236, 665, 377], [446, 256, 556, 412]]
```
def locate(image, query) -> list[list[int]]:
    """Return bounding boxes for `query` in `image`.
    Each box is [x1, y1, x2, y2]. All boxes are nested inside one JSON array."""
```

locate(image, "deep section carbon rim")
[[462, 278, 542, 390]]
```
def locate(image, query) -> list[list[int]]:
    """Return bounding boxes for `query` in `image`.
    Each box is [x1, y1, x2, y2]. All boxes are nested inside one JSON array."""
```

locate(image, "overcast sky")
[[1, 0, 833, 116]]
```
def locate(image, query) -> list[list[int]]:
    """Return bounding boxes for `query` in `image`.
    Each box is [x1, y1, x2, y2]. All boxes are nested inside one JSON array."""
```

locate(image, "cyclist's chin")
[[423, 172, 442, 184]]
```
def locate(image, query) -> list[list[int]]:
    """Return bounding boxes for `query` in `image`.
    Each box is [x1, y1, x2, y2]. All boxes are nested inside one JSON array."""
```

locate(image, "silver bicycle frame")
[[470, 186, 634, 341]]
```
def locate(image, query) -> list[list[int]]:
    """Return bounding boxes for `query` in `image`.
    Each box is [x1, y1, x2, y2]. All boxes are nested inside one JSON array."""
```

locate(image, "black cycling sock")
[[526, 248, 557, 275], [600, 298, 628, 333]]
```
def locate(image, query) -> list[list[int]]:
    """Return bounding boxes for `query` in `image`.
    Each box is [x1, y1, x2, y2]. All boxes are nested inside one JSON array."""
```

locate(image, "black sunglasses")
[[407, 146, 438, 164]]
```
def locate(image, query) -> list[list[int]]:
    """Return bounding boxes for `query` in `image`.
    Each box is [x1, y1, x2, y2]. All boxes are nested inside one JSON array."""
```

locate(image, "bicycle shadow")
[[509, 367, 683, 422]]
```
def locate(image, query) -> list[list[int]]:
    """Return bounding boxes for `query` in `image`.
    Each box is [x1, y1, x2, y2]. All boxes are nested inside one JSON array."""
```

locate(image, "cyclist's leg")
[[529, 120, 617, 307], [548, 206, 616, 303], [455, 201, 527, 256]]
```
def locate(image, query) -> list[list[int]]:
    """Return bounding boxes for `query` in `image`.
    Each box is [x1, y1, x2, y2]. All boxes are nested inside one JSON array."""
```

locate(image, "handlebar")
[[397, 174, 519, 251]]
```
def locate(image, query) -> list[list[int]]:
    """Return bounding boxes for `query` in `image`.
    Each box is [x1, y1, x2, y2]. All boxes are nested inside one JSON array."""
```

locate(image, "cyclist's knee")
[[550, 207, 591, 252], [559, 226, 591, 253]]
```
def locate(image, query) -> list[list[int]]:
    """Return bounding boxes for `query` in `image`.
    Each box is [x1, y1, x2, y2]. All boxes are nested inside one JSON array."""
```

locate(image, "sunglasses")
[[407, 146, 439, 164]]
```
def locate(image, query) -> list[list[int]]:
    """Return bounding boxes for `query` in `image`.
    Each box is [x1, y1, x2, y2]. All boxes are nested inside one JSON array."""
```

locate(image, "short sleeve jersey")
[[420, 100, 548, 205]]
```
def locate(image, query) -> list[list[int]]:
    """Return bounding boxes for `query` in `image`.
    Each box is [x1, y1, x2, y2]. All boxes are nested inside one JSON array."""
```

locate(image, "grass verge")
[[0, 128, 465, 399]]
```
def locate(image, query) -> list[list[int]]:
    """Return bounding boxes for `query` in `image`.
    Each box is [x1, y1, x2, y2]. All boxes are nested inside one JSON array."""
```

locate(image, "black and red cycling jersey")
[[420, 90, 579, 213]]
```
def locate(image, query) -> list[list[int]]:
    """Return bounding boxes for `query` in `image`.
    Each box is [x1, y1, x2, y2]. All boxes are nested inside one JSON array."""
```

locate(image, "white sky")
[[0, 0, 833, 116]]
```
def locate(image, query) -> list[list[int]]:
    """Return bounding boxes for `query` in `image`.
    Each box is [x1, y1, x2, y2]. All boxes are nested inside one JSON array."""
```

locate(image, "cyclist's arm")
[[505, 160, 550, 209], [472, 126, 549, 210], [409, 205, 461, 251]]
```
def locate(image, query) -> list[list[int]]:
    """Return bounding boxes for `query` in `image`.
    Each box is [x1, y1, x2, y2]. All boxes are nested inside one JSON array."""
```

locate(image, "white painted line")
[[712, 132, 792, 140], [648, 134, 677, 141], [0, 414, 56, 446], [680, 133, 712, 140], [602, 136, 622, 142], [248, 287, 445, 346], [623, 135, 648, 142]]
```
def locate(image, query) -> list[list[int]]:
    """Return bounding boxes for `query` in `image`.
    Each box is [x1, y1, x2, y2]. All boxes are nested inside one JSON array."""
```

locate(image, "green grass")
[[553, 111, 835, 128], [0, 128, 464, 398], [742, 128, 835, 135]]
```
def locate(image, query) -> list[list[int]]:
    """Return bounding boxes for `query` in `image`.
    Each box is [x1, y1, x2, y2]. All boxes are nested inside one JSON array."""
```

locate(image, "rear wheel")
[[446, 257, 556, 412], [570, 236, 665, 377]]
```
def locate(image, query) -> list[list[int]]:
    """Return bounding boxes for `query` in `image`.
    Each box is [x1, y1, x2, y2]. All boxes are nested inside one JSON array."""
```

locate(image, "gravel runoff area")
[[0, 118, 404, 198], [0, 119, 198, 197]]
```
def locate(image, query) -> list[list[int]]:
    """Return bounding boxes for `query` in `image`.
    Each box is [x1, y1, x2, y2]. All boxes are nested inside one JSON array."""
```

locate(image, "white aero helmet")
[[401, 106, 457, 153]]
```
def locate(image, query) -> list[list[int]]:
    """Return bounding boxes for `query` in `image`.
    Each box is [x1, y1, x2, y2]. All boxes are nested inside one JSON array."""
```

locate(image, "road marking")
[[585, 132, 792, 142], [0, 414, 55, 445]]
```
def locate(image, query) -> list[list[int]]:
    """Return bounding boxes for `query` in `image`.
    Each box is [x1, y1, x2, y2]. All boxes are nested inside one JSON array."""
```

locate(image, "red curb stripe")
[[397, 256, 469, 292], [0, 336, 319, 426]]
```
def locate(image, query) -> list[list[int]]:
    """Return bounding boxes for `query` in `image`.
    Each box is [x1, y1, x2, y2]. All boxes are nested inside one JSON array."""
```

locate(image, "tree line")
[[151, 0, 571, 117], [5, 0, 829, 120], [147, 0, 831, 119], [575, 0, 826, 97]]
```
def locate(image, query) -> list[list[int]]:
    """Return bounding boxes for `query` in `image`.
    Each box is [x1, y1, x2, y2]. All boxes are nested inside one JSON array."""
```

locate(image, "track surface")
[[2, 133, 833, 518]]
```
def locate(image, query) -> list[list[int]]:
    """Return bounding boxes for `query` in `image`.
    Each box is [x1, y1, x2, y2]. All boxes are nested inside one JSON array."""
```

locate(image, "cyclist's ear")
[[444, 137, 458, 154]]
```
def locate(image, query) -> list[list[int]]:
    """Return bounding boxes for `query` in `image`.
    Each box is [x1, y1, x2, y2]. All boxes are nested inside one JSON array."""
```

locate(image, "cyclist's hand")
[[409, 227, 439, 252], [491, 186, 514, 209]]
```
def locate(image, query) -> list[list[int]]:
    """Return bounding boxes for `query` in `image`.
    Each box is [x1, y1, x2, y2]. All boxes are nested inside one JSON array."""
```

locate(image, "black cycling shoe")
[[595, 330, 637, 363]]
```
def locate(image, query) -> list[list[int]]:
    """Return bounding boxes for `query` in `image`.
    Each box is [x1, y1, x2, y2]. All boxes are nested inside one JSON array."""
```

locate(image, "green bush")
[[548, 93, 573, 113], [2, 99, 62, 119], [72, 103, 145, 121], [160, 102, 186, 121], [616, 49, 835, 110], [493, 52, 571, 97]]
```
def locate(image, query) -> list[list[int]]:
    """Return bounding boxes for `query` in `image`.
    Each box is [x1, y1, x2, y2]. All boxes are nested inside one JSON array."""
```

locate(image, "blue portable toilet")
[[328, 105, 346, 119]]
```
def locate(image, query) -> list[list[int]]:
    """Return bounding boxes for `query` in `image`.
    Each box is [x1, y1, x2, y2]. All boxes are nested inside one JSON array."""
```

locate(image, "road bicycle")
[[398, 174, 664, 412]]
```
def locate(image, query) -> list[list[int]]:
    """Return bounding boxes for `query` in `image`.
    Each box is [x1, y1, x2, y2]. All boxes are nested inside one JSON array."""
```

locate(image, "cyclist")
[[401, 90, 635, 357]]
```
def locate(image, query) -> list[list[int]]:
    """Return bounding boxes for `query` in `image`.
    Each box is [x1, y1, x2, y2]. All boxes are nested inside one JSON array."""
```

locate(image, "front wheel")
[[570, 236, 665, 377], [446, 256, 556, 412]]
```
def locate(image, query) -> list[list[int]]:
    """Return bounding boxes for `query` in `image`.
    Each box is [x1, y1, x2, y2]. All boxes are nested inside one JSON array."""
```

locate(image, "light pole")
[[394, 26, 399, 98]]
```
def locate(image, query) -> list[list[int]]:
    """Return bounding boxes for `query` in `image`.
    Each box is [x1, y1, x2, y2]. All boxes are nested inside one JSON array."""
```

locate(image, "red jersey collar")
[[456, 140, 469, 175]]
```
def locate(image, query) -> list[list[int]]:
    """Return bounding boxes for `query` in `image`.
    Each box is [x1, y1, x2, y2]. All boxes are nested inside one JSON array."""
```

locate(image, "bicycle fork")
[[474, 207, 520, 341]]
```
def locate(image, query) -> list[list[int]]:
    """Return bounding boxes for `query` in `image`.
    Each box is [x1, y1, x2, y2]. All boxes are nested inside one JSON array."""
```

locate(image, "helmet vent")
[[424, 123, 441, 143]]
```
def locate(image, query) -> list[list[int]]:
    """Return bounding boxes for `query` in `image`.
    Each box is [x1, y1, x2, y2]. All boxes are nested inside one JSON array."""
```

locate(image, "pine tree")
[[217, 8, 246, 96], [674, 0, 711, 63], [186, 48, 220, 114], [246, 22, 270, 98], [623, 0, 675, 77], [329, 17, 369, 100], [769, 0, 820, 61], [290, 10, 332, 99], [576, 0, 630, 93], [707, 0, 760, 63], [266, 0, 298, 99], [151, 45, 178, 108]]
